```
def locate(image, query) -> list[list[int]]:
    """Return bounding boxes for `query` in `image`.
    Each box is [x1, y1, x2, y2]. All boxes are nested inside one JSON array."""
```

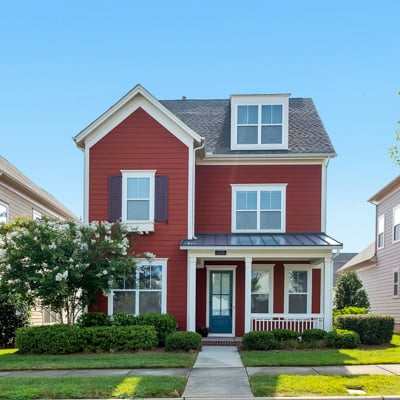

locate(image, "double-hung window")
[[251, 266, 273, 314], [393, 206, 400, 242], [0, 201, 8, 224], [394, 269, 399, 297], [232, 184, 286, 232], [122, 170, 155, 231], [109, 259, 167, 315], [285, 267, 310, 314], [377, 214, 385, 249]]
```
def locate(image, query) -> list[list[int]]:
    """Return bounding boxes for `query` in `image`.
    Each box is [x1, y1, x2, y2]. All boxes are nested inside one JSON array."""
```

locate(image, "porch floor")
[[202, 337, 242, 347]]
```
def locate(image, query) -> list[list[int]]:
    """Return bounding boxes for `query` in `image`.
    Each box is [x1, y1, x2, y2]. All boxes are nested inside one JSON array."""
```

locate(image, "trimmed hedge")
[[301, 328, 327, 343], [241, 331, 277, 350], [15, 324, 157, 354], [271, 329, 299, 342], [334, 314, 394, 345], [326, 329, 360, 349], [165, 331, 202, 352], [333, 306, 367, 318], [76, 312, 111, 327]]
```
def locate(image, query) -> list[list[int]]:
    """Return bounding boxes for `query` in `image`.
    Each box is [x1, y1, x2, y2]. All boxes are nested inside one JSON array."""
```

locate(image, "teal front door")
[[209, 270, 233, 334]]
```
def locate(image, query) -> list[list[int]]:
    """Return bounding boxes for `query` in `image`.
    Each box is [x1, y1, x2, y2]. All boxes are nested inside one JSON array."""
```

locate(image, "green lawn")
[[0, 350, 196, 370], [241, 333, 400, 367]]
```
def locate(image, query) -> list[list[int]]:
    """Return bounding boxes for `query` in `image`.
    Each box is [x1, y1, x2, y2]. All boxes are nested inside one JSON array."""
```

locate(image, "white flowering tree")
[[0, 217, 137, 325]]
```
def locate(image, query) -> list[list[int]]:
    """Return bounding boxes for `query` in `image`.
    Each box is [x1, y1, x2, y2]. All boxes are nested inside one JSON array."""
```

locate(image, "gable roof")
[[161, 97, 336, 157], [337, 242, 376, 273], [0, 156, 78, 221], [369, 175, 400, 204]]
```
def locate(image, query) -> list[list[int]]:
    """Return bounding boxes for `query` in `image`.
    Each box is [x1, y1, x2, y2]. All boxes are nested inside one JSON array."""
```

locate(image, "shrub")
[[111, 313, 137, 326], [271, 329, 298, 342], [16, 325, 83, 354], [326, 329, 360, 349], [333, 306, 367, 318], [76, 312, 111, 327], [335, 314, 394, 345], [165, 331, 202, 352], [135, 314, 177, 346], [241, 331, 277, 350], [301, 328, 327, 343]]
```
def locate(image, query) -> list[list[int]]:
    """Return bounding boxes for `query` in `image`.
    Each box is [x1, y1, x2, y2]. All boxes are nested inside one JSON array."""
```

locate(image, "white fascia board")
[[180, 246, 342, 254], [74, 84, 202, 150]]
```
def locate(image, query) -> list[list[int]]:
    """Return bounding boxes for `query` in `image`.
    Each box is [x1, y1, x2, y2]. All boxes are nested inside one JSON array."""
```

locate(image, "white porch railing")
[[251, 314, 325, 333]]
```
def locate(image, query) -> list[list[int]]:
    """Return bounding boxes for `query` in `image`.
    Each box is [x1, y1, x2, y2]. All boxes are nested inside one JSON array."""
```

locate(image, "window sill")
[[122, 222, 155, 233]]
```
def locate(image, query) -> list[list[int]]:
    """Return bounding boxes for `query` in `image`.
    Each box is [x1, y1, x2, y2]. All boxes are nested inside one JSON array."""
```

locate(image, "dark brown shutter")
[[155, 175, 168, 222], [108, 176, 122, 222]]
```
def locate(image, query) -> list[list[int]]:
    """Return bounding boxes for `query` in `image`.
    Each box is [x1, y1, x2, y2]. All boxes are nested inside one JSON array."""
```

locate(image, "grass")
[[241, 333, 400, 367], [0, 350, 196, 370], [250, 374, 400, 397], [0, 376, 187, 399]]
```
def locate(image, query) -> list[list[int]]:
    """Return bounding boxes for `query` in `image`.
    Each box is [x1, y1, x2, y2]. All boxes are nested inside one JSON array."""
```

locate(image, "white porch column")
[[323, 255, 333, 331], [187, 256, 197, 332], [244, 256, 252, 333]]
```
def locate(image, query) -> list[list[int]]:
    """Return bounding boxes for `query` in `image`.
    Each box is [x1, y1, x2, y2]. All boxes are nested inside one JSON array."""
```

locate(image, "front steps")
[[202, 337, 242, 347]]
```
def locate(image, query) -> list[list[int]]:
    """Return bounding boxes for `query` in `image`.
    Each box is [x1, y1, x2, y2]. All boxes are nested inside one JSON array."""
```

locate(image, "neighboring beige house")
[[339, 176, 400, 332], [0, 155, 78, 325]]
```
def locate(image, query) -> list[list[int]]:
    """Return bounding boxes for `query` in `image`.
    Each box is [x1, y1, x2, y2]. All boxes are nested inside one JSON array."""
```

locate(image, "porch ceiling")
[[180, 232, 342, 250]]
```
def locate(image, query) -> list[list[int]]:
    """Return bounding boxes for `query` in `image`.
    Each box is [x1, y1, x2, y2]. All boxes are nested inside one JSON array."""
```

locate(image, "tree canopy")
[[334, 271, 370, 311]]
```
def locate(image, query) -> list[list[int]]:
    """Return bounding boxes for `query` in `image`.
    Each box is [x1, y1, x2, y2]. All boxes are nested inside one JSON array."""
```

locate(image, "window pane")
[[261, 126, 282, 144], [220, 295, 231, 316], [260, 211, 281, 229], [260, 191, 281, 210], [270, 191, 281, 209], [113, 291, 136, 314], [237, 106, 247, 124], [378, 232, 384, 248], [289, 294, 307, 313], [221, 274, 230, 293], [252, 270, 270, 293], [127, 200, 149, 220], [288, 271, 308, 293], [251, 294, 269, 313], [261, 105, 282, 124], [139, 292, 161, 313], [238, 126, 258, 144], [212, 295, 222, 315], [113, 273, 135, 289], [212, 273, 221, 294], [236, 211, 257, 229], [139, 265, 162, 289], [394, 224, 400, 241], [236, 191, 257, 210], [127, 177, 149, 198], [394, 207, 400, 225]]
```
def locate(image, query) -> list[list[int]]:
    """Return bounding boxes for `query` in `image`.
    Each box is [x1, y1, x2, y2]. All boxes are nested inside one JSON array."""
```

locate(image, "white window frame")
[[32, 209, 42, 220], [393, 205, 400, 243], [231, 184, 287, 233], [121, 170, 156, 232], [108, 258, 167, 316], [0, 201, 8, 224], [251, 264, 274, 315], [377, 214, 385, 249], [284, 265, 311, 315], [394, 269, 399, 298], [230, 95, 289, 150]]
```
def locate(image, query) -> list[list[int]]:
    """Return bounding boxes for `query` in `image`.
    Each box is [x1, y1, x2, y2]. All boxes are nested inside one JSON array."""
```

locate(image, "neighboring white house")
[[339, 176, 400, 333]]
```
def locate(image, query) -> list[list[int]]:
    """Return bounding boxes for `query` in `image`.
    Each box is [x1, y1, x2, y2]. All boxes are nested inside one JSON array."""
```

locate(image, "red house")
[[74, 85, 341, 337]]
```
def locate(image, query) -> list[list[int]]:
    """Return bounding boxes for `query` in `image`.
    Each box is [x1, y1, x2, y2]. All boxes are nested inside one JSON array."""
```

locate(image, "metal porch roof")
[[180, 233, 342, 249]]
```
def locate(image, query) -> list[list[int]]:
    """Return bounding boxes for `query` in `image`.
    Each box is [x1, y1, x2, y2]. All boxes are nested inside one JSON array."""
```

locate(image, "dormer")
[[230, 94, 290, 150]]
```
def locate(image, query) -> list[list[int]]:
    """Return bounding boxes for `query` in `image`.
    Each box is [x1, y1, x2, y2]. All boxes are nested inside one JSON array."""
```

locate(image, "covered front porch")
[[180, 233, 342, 337]]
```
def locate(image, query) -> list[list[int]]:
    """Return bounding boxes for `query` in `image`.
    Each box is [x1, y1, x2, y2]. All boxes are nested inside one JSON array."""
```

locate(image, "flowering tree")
[[0, 217, 138, 325]]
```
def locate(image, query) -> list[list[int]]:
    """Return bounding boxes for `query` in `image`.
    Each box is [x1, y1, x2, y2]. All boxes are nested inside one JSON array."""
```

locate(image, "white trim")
[[32, 209, 42, 220], [187, 257, 197, 332], [206, 265, 237, 337], [251, 264, 275, 315], [323, 256, 333, 331], [321, 161, 327, 232], [284, 264, 312, 315], [231, 184, 287, 233], [83, 147, 90, 224], [230, 95, 289, 151], [244, 257, 252, 333], [121, 170, 156, 232], [377, 214, 385, 249]]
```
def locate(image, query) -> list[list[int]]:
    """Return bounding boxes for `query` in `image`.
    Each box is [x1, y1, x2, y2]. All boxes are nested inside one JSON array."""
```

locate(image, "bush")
[[334, 314, 394, 345], [111, 313, 137, 326], [76, 312, 111, 327], [301, 328, 327, 343], [81, 325, 157, 352], [136, 314, 177, 346], [165, 331, 202, 352], [242, 331, 277, 350], [333, 306, 367, 318], [16, 325, 83, 354], [271, 329, 299, 342], [326, 329, 360, 349]]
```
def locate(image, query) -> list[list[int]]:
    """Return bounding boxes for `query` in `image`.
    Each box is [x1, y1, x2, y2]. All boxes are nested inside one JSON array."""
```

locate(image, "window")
[[394, 206, 400, 242], [251, 266, 273, 313], [286, 267, 310, 314], [232, 184, 286, 232], [121, 170, 155, 231], [377, 214, 385, 248], [0, 202, 8, 224], [42, 306, 60, 324], [230, 94, 289, 150], [394, 270, 399, 297], [32, 210, 42, 220], [109, 259, 167, 315]]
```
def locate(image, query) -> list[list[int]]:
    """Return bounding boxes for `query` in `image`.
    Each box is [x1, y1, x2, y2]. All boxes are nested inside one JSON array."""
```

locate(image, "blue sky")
[[1, 1, 399, 252]]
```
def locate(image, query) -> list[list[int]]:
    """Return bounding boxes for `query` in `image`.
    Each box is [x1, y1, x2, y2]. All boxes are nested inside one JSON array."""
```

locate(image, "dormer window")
[[231, 94, 289, 150]]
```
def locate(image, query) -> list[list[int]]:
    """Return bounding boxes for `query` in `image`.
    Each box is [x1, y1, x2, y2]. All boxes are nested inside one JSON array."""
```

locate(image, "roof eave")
[[202, 152, 337, 161], [180, 244, 342, 251]]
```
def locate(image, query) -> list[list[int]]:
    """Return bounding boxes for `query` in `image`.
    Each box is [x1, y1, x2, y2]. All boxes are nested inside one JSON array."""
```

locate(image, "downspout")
[[191, 138, 205, 239]]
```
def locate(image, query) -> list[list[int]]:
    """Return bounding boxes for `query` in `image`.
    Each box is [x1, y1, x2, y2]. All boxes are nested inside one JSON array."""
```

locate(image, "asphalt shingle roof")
[[161, 98, 335, 156]]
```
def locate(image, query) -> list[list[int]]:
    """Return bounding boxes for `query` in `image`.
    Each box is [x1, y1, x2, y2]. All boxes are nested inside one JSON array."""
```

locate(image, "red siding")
[[195, 164, 322, 233], [88, 107, 189, 329], [312, 269, 321, 313]]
